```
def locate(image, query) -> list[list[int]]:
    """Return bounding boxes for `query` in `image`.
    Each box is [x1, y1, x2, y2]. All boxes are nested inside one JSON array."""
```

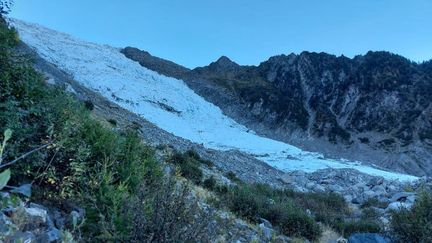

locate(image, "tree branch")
[[0, 143, 51, 169]]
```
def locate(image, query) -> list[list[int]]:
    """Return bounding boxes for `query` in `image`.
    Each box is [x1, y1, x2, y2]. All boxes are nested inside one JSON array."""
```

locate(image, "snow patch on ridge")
[[10, 19, 418, 182]]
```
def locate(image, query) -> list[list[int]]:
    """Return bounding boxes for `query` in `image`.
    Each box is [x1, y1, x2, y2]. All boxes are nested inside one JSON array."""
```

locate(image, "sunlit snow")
[[11, 19, 418, 182]]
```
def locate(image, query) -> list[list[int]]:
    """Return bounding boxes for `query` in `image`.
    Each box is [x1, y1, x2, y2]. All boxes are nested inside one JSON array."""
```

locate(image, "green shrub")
[[128, 178, 216, 242], [224, 183, 322, 240], [335, 220, 381, 237], [271, 204, 321, 240], [360, 208, 381, 221], [179, 161, 203, 184], [169, 151, 203, 184], [361, 198, 389, 209], [225, 171, 241, 182], [203, 176, 217, 190], [294, 191, 348, 226], [0, 17, 163, 240], [390, 192, 432, 242], [185, 149, 213, 167], [107, 118, 117, 126], [84, 100, 94, 110]]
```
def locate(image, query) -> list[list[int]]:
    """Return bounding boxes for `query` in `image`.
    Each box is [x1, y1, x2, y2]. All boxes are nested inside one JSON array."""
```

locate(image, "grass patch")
[[361, 198, 389, 209], [335, 220, 381, 237]]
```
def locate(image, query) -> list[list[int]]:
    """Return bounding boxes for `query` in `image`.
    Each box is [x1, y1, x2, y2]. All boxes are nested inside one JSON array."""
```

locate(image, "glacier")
[[10, 19, 418, 182]]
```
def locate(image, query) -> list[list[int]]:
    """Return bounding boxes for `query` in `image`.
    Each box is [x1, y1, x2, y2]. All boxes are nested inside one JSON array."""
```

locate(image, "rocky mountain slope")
[[12, 19, 419, 181], [7, 18, 432, 242], [122, 48, 432, 176]]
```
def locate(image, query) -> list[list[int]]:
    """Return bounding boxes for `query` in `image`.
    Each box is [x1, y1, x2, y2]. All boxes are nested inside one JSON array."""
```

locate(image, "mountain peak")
[[213, 56, 239, 68]]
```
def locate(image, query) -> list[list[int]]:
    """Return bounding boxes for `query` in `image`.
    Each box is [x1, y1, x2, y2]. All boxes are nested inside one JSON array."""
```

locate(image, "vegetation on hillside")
[[0, 16, 214, 241], [390, 192, 432, 242], [166, 150, 386, 240]]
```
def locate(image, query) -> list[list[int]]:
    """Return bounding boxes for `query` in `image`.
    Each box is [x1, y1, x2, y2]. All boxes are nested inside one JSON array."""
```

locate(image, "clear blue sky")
[[10, 0, 432, 68]]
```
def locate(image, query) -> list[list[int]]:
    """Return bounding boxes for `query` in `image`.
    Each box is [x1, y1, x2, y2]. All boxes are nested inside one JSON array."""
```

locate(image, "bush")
[[225, 171, 241, 182], [107, 118, 117, 126], [84, 100, 94, 110], [360, 208, 381, 221], [185, 149, 213, 167], [390, 192, 432, 242], [335, 220, 381, 237], [294, 191, 348, 226], [361, 198, 388, 209], [128, 178, 216, 242], [224, 183, 322, 240], [203, 176, 217, 190], [169, 151, 203, 184]]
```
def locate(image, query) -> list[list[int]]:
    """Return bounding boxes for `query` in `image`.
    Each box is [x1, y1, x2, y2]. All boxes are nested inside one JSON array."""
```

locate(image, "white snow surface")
[[11, 19, 418, 182]]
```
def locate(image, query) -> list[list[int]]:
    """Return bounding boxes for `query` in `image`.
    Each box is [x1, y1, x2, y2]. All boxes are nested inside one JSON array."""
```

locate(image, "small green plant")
[[0, 129, 12, 190], [225, 171, 241, 182]]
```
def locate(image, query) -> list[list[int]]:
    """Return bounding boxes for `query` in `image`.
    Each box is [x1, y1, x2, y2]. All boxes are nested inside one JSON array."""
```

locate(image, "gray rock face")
[[122, 48, 432, 177], [121, 47, 190, 80], [0, 193, 63, 242], [390, 192, 416, 203], [348, 233, 391, 243], [258, 222, 274, 241]]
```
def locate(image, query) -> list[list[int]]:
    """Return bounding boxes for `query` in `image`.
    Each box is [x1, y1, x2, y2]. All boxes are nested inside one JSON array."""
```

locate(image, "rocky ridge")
[[122, 48, 432, 177]]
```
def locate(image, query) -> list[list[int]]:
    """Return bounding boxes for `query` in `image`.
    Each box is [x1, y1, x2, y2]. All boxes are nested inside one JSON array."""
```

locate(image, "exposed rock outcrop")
[[122, 48, 432, 176]]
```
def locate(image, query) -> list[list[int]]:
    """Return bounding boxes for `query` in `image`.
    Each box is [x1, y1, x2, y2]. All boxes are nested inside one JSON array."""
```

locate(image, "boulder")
[[259, 218, 272, 228], [390, 192, 416, 203], [306, 182, 316, 189], [372, 185, 387, 195], [337, 237, 348, 243], [367, 177, 384, 187], [7, 231, 35, 242], [0, 212, 14, 237], [348, 233, 390, 243], [329, 184, 344, 193], [25, 207, 48, 225], [280, 174, 294, 184], [46, 228, 61, 242], [386, 201, 412, 211], [313, 184, 326, 193], [320, 179, 334, 185], [353, 182, 368, 193], [259, 223, 274, 241], [364, 190, 376, 198]]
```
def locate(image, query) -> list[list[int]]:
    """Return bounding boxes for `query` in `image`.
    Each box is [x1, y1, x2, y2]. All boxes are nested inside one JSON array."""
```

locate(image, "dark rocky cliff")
[[122, 48, 432, 176]]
